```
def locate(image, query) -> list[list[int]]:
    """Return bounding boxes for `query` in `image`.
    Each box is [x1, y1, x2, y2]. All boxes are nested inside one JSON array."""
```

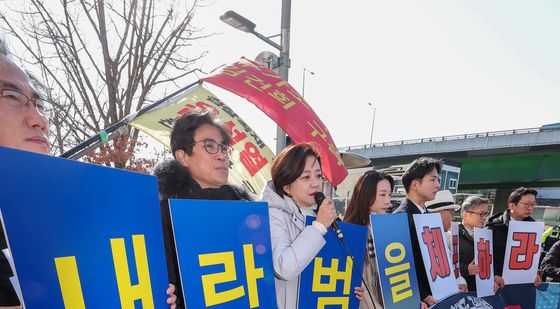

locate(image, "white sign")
[[413, 214, 459, 300], [474, 228, 494, 297], [450, 222, 460, 280], [502, 221, 544, 285]]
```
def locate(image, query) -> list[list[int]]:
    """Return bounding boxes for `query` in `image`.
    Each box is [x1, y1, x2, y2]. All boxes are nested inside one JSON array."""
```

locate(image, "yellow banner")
[[130, 85, 274, 196]]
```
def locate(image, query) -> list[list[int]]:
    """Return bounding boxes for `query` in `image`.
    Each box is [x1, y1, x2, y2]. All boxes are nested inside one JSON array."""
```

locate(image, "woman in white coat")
[[261, 143, 338, 308]]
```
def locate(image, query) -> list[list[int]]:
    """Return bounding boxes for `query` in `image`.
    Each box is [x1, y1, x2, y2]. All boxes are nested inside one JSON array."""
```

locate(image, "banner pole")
[[59, 80, 201, 159]]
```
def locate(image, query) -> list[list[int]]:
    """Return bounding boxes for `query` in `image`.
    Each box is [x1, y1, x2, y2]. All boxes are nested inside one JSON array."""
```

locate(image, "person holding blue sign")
[[154, 108, 254, 308], [0, 36, 51, 308], [0, 36, 178, 308], [262, 143, 362, 308], [344, 169, 395, 309]]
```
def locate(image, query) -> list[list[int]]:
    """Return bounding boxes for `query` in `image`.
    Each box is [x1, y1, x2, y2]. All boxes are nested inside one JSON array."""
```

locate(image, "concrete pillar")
[[492, 189, 513, 215]]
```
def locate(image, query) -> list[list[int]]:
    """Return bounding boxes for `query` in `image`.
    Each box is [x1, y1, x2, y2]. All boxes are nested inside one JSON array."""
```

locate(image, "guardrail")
[[339, 126, 559, 152]]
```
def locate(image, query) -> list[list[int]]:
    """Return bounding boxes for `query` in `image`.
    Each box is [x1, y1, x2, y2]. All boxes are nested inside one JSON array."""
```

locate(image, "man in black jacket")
[[154, 109, 254, 308], [393, 157, 442, 307], [485, 187, 541, 287], [458, 195, 500, 292]]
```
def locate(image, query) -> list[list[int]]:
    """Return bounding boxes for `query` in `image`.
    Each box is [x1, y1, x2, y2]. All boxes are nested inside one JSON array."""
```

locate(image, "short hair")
[[271, 143, 321, 198], [344, 170, 395, 226], [170, 108, 231, 158], [401, 157, 443, 192], [461, 196, 489, 215], [508, 187, 538, 204]]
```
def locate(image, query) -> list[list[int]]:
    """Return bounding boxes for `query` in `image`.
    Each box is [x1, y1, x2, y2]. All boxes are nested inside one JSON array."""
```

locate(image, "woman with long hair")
[[344, 170, 394, 309]]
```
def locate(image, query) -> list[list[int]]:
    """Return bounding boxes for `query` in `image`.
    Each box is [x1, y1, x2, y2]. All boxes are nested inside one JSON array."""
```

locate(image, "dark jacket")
[[540, 240, 560, 282], [154, 159, 255, 308], [0, 229, 19, 306], [392, 198, 432, 300], [458, 223, 476, 291], [485, 211, 535, 276]]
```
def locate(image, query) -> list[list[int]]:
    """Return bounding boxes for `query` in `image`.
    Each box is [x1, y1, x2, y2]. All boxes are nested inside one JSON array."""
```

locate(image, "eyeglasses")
[[187, 139, 232, 156], [517, 201, 537, 209], [466, 210, 490, 217], [0, 88, 52, 117]]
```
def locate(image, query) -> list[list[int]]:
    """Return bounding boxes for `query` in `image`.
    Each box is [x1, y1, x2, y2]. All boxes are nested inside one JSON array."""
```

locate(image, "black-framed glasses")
[[517, 201, 537, 209], [187, 139, 232, 156], [466, 210, 490, 217], [0, 88, 52, 117]]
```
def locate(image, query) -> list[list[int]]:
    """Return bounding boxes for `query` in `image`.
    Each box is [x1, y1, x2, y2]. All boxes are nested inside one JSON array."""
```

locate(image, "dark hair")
[[271, 143, 321, 198], [461, 196, 489, 215], [170, 108, 231, 158], [508, 187, 538, 204], [344, 170, 394, 226], [402, 157, 443, 193], [0, 35, 9, 56]]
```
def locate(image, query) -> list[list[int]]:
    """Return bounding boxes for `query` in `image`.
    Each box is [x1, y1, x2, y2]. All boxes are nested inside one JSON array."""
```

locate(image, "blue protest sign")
[[168, 199, 276, 308], [298, 216, 368, 309], [0, 146, 169, 308], [370, 213, 421, 309]]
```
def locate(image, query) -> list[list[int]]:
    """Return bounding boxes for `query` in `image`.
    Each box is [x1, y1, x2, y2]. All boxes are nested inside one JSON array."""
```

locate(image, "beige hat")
[[426, 190, 460, 212]]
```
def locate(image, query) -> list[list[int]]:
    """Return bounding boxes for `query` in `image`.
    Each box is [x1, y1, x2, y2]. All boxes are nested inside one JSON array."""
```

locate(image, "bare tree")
[[0, 0, 209, 169]]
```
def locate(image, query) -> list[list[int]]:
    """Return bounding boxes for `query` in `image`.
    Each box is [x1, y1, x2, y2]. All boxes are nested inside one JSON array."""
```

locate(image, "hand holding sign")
[[468, 260, 479, 276]]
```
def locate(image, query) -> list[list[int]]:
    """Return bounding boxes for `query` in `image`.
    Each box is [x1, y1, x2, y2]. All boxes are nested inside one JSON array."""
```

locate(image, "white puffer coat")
[[261, 181, 326, 309]]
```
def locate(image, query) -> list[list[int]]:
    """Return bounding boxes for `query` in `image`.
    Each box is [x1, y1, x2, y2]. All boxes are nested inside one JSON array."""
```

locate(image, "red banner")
[[202, 58, 347, 186]]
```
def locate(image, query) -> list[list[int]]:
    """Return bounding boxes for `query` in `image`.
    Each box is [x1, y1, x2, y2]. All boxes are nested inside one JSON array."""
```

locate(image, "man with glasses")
[[154, 108, 254, 308], [1, 35, 180, 308], [458, 196, 505, 292], [486, 187, 541, 286], [0, 36, 51, 308]]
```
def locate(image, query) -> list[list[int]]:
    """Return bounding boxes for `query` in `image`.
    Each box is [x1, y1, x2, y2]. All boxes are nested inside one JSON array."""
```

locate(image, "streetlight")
[[302, 68, 315, 98], [220, 1, 292, 154], [368, 102, 376, 145]]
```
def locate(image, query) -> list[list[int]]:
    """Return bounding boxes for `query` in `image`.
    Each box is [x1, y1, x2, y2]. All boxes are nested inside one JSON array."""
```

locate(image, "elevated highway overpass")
[[340, 127, 560, 190]]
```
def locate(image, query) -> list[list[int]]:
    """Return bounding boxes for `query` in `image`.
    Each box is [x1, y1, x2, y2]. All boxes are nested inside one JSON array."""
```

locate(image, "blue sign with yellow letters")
[[298, 216, 368, 309], [370, 213, 421, 309], [0, 146, 169, 308], [169, 199, 277, 308]]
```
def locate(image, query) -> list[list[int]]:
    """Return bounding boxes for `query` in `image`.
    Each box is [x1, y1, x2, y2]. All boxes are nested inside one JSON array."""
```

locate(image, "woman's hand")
[[354, 286, 364, 300], [316, 196, 336, 228], [167, 284, 177, 309]]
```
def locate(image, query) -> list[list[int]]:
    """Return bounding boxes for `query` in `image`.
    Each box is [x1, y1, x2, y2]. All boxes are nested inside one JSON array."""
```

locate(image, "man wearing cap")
[[426, 190, 468, 292]]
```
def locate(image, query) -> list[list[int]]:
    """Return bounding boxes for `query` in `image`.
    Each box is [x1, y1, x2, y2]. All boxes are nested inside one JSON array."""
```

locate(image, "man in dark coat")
[[154, 109, 254, 308], [485, 187, 541, 286], [458, 195, 494, 291], [393, 157, 442, 307]]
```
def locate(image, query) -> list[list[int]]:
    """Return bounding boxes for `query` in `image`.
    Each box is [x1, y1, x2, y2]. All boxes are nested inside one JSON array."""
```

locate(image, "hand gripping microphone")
[[314, 192, 344, 240]]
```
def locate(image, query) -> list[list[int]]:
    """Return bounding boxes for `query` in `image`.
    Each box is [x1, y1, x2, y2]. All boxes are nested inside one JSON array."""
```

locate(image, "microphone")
[[314, 192, 343, 239]]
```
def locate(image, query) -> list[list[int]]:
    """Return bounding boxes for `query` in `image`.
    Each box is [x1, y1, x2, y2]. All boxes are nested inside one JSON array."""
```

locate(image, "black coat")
[[154, 159, 255, 308], [541, 240, 560, 282], [485, 211, 534, 276], [458, 223, 476, 291], [392, 198, 432, 300], [0, 230, 18, 306]]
